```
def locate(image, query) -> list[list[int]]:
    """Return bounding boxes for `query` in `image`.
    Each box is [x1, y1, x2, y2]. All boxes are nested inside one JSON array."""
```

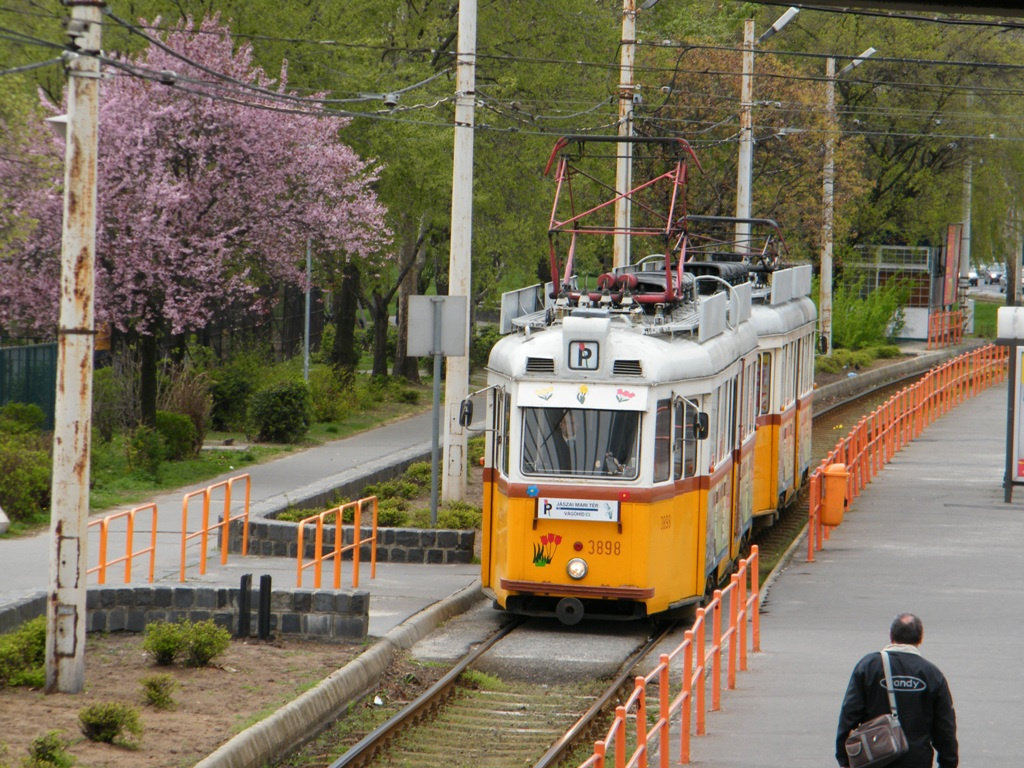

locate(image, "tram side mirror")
[[694, 413, 710, 441], [458, 399, 474, 428]]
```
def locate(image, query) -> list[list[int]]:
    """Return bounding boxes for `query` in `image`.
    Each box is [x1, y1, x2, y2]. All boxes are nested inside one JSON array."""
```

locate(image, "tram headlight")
[[566, 558, 588, 580]]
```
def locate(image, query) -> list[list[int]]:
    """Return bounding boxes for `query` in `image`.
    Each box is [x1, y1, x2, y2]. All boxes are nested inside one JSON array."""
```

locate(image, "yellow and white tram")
[[469, 136, 817, 624]]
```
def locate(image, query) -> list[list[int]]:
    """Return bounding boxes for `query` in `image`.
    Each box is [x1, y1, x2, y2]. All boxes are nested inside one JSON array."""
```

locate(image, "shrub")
[[124, 425, 164, 478], [78, 702, 142, 746], [92, 366, 121, 443], [467, 436, 485, 468], [157, 364, 211, 454], [209, 352, 264, 432], [142, 621, 185, 666], [402, 462, 433, 487], [155, 411, 197, 461], [182, 620, 231, 667], [24, 731, 73, 768], [816, 348, 875, 375], [375, 498, 410, 527], [0, 616, 46, 688], [831, 276, 909, 350], [872, 344, 903, 359], [408, 501, 482, 530], [140, 674, 177, 709], [470, 324, 502, 370], [0, 402, 45, 432], [0, 434, 51, 523], [363, 479, 421, 500], [308, 366, 355, 423], [247, 380, 313, 443]]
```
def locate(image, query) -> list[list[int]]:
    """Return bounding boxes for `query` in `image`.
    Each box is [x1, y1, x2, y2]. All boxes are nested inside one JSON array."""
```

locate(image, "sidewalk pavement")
[[661, 381, 1023, 767]]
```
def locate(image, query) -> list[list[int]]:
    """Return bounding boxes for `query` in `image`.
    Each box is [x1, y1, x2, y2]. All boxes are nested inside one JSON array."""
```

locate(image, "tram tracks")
[[282, 374, 929, 768], [296, 620, 677, 768]]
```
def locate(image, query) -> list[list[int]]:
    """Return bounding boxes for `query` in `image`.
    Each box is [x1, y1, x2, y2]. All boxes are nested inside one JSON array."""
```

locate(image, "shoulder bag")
[[844, 651, 911, 768]]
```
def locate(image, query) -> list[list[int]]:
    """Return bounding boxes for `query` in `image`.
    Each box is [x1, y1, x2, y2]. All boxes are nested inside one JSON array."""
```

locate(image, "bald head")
[[890, 613, 923, 645]]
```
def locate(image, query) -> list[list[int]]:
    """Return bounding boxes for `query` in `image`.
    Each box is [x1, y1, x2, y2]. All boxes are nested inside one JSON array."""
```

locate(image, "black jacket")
[[836, 647, 958, 768]]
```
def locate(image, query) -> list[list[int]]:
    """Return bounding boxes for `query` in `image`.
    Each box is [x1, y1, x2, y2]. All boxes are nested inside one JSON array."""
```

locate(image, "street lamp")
[[735, 7, 799, 254], [820, 46, 876, 355]]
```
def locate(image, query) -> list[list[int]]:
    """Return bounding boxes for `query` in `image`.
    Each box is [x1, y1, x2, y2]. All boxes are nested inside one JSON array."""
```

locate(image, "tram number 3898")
[[588, 540, 622, 556]]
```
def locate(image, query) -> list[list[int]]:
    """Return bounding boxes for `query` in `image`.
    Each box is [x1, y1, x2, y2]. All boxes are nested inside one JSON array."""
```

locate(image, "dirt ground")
[[0, 633, 364, 768]]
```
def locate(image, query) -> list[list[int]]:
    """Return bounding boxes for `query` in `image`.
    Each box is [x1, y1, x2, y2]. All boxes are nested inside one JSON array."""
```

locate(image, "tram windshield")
[[521, 407, 640, 479]]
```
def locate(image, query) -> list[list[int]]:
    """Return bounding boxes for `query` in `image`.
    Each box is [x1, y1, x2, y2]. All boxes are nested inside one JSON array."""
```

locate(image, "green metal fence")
[[0, 343, 57, 429]]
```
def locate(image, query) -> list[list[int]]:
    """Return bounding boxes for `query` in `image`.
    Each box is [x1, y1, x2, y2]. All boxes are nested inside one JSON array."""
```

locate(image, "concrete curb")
[[248, 443, 432, 519], [194, 580, 485, 768]]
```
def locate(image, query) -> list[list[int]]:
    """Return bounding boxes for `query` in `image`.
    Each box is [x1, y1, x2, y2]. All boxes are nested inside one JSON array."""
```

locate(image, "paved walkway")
[[665, 380, 1023, 767], [0, 408, 481, 637]]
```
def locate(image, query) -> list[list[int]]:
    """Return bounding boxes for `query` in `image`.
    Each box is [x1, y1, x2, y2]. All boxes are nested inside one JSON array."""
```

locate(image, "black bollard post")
[[237, 574, 252, 639], [258, 574, 272, 640]]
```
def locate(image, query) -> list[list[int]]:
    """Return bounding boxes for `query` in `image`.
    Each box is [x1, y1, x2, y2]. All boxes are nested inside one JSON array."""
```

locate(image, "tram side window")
[[707, 389, 720, 467], [673, 399, 698, 480], [501, 391, 511, 476], [800, 335, 813, 395], [654, 399, 671, 483], [722, 378, 735, 455], [783, 342, 795, 408], [757, 352, 772, 416], [745, 363, 756, 438]]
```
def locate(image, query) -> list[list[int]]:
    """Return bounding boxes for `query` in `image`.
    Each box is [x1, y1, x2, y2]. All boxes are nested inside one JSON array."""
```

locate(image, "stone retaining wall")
[[0, 586, 369, 642], [227, 520, 475, 564]]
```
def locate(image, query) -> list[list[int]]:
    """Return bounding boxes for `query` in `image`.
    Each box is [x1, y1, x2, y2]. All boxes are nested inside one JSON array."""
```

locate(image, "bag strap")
[[881, 651, 900, 719]]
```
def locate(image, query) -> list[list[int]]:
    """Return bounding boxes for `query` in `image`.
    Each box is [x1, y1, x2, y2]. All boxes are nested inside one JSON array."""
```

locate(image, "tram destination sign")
[[537, 496, 620, 523]]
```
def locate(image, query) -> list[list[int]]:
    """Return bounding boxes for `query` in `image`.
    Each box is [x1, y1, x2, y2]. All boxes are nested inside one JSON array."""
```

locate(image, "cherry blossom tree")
[[0, 15, 389, 422]]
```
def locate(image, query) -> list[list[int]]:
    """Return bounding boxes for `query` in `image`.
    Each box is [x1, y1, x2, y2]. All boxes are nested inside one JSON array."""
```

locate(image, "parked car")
[[999, 272, 1024, 293], [987, 264, 1005, 284], [968, 266, 979, 286]]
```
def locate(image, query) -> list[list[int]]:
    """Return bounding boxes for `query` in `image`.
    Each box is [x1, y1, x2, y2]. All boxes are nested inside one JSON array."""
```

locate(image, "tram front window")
[[521, 407, 639, 479]]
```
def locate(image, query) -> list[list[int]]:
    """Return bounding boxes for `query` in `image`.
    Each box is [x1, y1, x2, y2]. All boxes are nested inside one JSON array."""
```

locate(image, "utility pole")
[[820, 47, 875, 356], [46, 0, 103, 694], [735, 18, 755, 254], [820, 56, 837, 355], [612, 0, 637, 270], [442, 0, 476, 503], [735, 8, 799, 254]]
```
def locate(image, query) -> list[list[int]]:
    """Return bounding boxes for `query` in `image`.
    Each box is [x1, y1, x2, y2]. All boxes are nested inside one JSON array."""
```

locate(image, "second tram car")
[[468, 136, 816, 624]]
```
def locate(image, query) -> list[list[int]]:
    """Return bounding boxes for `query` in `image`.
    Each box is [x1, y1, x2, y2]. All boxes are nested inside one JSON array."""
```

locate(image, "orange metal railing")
[[179, 473, 252, 581], [87, 503, 158, 585], [927, 310, 964, 349], [578, 547, 760, 768], [807, 343, 1006, 561], [296, 496, 379, 589]]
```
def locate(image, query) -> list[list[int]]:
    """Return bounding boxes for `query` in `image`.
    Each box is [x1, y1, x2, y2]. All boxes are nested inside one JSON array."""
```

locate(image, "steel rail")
[[532, 621, 679, 768], [327, 618, 523, 768]]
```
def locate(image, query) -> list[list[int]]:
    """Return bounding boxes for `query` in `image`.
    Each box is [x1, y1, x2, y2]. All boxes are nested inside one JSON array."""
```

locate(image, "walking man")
[[836, 613, 958, 768]]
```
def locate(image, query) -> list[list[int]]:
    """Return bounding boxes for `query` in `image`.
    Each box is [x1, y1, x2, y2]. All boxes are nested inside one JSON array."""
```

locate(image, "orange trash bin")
[[821, 463, 850, 527]]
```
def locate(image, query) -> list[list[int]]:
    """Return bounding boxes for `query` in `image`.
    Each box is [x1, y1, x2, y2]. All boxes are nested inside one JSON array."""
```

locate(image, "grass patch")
[[971, 297, 998, 339]]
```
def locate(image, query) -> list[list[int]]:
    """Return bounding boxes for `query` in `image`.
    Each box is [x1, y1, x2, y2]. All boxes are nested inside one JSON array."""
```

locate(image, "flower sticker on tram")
[[615, 388, 635, 403], [576, 385, 588, 404], [536, 386, 553, 401], [533, 533, 562, 566]]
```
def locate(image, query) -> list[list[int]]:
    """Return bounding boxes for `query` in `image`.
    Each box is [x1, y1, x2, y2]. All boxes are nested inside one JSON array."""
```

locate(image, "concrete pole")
[[735, 19, 754, 254], [442, 0, 476, 503], [46, 0, 103, 695], [820, 58, 836, 356], [961, 158, 972, 282], [612, 0, 636, 270], [961, 93, 973, 285]]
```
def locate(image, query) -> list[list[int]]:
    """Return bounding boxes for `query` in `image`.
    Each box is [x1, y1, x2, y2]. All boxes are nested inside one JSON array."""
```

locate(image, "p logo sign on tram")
[[569, 340, 599, 371]]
